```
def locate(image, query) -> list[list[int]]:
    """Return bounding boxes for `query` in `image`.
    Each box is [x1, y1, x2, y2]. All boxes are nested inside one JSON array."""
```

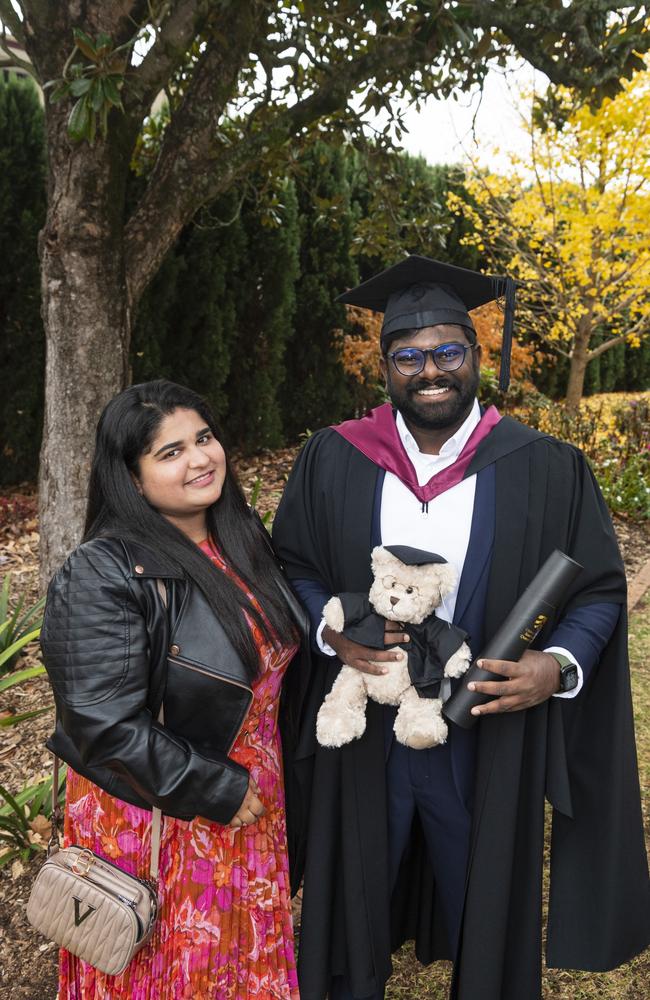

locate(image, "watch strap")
[[548, 651, 578, 692]]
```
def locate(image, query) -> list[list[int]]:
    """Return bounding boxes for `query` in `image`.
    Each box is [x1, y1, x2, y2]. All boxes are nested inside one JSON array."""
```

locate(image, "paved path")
[[629, 557, 650, 612]]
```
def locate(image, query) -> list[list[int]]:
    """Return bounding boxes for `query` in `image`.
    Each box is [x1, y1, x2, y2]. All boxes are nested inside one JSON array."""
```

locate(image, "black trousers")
[[330, 738, 473, 1000]]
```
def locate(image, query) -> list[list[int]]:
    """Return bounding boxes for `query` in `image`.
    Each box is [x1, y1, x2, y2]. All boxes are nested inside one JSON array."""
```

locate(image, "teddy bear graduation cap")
[[337, 254, 517, 391]]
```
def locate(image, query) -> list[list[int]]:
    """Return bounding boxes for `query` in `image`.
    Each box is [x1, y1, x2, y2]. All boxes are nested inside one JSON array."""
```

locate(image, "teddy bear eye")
[[382, 576, 396, 589], [406, 586, 414, 594]]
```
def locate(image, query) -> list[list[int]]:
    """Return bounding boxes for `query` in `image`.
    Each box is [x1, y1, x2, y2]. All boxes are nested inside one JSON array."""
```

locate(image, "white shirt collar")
[[395, 398, 481, 462]]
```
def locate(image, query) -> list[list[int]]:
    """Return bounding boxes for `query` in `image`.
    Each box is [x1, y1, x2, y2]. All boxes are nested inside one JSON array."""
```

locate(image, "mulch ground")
[[1, 451, 649, 999]]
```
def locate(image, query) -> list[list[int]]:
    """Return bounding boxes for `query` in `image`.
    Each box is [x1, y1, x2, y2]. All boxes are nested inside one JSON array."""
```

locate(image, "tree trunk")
[[564, 320, 592, 415], [38, 128, 130, 586]]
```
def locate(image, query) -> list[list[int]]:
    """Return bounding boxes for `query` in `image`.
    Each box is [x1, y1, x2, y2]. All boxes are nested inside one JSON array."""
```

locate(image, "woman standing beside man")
[[40, 380, 305, 999]]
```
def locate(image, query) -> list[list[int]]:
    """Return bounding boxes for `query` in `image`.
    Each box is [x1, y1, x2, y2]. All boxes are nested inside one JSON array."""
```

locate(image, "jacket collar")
[[118, 538, 185, 579]]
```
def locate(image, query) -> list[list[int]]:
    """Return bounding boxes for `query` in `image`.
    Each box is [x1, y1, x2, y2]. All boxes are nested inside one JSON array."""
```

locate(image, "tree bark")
[[38, 118, 130, 585], [564, 319, 592, 415]]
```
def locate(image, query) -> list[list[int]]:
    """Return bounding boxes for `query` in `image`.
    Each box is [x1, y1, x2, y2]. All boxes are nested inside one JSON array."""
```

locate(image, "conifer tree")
[[225, 179, 300, 450], [0, 76, 46, 485], [281, 141, 357, 439]]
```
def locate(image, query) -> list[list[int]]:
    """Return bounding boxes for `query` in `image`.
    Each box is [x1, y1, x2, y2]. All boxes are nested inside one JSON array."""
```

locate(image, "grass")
[[387, 596, 650, 999]]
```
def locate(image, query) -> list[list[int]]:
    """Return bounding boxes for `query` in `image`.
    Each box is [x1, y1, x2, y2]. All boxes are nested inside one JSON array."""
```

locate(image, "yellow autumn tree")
[[449, 67, 650, 412]]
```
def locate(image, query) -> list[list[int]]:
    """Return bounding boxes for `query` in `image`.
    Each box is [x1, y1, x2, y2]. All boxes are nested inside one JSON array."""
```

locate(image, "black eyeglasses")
[[387, 343, 477, 376]]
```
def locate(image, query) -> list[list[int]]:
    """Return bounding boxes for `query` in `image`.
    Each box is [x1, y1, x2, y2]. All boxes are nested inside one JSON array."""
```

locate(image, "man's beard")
[[387, 368, 480, 431]]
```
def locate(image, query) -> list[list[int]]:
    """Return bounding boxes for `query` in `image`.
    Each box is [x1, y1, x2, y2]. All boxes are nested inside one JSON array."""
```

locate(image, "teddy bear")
[[316, 544, 472, 750]]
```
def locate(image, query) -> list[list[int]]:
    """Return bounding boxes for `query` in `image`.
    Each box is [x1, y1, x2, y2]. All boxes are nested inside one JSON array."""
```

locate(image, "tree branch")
[[470, 0, 650, 95], [124, 0, 264, 303], [588, 326, 649, 361], [0, 0, 25, 45], [124, 25, 430, 305], [0, 21, 37, 77], [124, 0, 212, 121]]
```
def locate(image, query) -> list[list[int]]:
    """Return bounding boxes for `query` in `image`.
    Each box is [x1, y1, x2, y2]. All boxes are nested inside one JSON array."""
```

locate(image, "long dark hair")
[[84, 380, 293, 680]]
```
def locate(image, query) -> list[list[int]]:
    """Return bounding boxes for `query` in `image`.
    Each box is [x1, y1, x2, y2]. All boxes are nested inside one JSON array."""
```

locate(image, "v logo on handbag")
[[73, 897, 96, 926]]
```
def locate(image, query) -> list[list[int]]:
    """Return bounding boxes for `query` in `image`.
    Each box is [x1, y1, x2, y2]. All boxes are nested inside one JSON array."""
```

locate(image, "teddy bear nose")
[[390, 596, 400, 606]]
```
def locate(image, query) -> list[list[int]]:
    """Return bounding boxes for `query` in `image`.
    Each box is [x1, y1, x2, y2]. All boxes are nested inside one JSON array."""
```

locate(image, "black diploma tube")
[[442, 549, 583, 729]]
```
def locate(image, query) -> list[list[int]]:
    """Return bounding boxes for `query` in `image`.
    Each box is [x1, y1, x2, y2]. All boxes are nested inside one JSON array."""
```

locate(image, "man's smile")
[[415, 386, 453, 397]]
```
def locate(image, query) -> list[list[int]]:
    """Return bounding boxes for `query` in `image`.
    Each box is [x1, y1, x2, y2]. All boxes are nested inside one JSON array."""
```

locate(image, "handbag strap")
[[48, 578, 170, 884]]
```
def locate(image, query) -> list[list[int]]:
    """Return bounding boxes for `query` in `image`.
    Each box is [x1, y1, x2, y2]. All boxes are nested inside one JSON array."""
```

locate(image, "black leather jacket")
[[41, 535, 306, 825]]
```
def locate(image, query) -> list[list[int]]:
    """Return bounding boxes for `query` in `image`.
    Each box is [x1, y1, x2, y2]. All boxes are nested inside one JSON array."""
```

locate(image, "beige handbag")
[[26, 753, 161, 976], [27, 581, 169, 976]]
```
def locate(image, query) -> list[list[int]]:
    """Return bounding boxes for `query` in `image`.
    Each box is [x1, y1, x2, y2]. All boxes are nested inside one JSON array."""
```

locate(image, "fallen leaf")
[[29, 815, 51, 838]]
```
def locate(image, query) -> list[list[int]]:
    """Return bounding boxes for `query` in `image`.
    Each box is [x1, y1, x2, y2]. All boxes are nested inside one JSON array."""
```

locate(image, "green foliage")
[[249, 478, 273, 528], [598, 453, 650, 520], [0, 767, 66, 868], [281, 141, 356, 439], [534, 336, 650, 398], [0, 76, 46, 485], [133, 177, 300, 451], [226, 180, 300, 450], [133, 189, 247, 426], [0, 664, 50, 727], [46, 28, 127, 143], [597, 398, 650, 521], [0, 574, 45, 676], [350, 154, 484, 274], [513, 393, 650, 520]]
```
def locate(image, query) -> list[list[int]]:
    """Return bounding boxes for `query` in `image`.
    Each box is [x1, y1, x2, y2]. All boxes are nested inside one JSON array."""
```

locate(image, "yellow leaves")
[[462, 66, 650, 358]]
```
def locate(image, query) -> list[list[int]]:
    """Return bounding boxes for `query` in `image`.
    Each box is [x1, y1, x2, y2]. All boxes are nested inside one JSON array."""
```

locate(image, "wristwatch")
[[549, 652, 579, 693]]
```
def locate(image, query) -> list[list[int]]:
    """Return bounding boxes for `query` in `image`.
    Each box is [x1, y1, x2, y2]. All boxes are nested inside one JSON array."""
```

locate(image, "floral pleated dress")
[[59, 540, 299, 999]]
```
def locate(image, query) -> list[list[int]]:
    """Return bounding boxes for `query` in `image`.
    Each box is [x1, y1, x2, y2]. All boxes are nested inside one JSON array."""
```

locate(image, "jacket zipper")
[[167, 657, 253, 752]]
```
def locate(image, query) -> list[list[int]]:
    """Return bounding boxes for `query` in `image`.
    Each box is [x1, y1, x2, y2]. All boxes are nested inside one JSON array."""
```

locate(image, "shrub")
[[509, 392, 650, 521], [597, 453, 650, 521], [0, 767, 66, 868], [0, 574, 45, 675]]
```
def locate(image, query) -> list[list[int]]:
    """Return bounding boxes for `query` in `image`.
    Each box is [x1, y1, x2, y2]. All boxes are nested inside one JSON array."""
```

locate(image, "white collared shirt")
[[380, 401, 481, 623]]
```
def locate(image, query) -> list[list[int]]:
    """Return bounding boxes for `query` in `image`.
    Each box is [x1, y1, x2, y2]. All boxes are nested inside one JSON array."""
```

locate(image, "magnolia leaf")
[[90, 80, 105, 112], [95, 32, 113, 55], [68, 96, 91, 141], [103, 76, 124, 110], [43, 80, 67, 104], [69, 77, 91, 97], [73, 27, 99, 62], [106, 55, 128, 75], [476, 33, 492, 58]]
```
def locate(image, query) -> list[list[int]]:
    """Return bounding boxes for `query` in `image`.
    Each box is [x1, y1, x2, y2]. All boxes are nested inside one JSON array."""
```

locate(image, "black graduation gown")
[[274, 416, 650, 1000]]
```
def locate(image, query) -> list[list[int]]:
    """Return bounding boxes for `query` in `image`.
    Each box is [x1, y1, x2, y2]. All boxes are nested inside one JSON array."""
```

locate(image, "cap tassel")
[[498, 277, 516, 392]]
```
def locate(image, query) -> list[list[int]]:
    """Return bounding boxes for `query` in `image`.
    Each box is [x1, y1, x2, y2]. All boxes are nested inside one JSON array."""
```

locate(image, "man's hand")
[[467, 650, 561, 716], [229, 777, 266, 828], [322, 622, 410, 676]]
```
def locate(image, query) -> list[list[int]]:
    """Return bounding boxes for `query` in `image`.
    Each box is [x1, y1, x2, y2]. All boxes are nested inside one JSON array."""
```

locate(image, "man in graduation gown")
[[273, 256, 649, 1000]]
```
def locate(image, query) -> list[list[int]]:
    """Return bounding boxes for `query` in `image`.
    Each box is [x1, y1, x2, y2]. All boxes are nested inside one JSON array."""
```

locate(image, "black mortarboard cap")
[[384, 545, 447, 566], [338, 255, 517, 391]]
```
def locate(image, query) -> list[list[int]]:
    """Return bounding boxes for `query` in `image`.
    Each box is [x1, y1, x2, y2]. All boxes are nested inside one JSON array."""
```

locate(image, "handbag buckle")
[[71, 849, 95, 876]]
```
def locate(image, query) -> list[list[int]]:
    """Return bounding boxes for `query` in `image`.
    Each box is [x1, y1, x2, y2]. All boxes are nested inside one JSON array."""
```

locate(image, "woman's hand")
[[228, 777, 266, 828]]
